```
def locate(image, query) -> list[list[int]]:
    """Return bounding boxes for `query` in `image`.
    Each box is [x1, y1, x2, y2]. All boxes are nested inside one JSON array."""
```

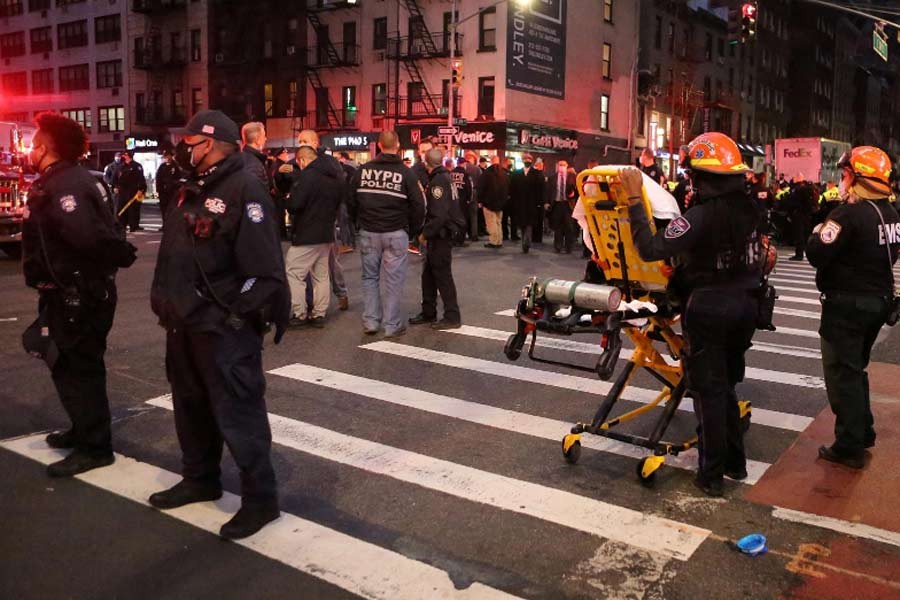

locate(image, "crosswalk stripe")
[[267, 363, 771, 485], [772, 269, 816, 279], [774, 306, 820, 320], [146, 397, 711, 561], [773, 285, 820, 295], [769, 276, 819, 286], [777, 295, 821, 307], [759, 325, 819, 339], [772, 507, 900, 550], [361, 341, 815, 431], [1, 433, 519, 600]]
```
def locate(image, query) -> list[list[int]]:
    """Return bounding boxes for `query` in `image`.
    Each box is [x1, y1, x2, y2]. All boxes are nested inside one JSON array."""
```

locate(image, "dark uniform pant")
[[550, 203, 575, 252], [118, 193, 142, 231], [792, 212, 810, 258], [45, 282, 117, 456], [682, 288, 758, 482], [421, 237, 460, 323], [820, 293, 888, 456], [166, 324, 278, 507]]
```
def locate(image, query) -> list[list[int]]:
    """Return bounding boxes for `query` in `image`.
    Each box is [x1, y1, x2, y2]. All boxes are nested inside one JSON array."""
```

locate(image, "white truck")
[[774, 137, 851, 184]]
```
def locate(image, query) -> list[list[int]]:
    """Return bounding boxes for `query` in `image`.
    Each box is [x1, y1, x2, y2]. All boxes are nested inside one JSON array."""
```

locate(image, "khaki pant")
[[483, 208, 503, 246], [285, 243, 331, 319]]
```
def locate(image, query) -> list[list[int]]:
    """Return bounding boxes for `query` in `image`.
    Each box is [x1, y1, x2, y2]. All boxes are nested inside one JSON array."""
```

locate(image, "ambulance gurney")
[[503, 167, 751, 486]]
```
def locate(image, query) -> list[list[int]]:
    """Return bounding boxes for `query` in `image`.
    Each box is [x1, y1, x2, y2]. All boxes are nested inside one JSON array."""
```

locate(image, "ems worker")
[[348, 130, 426, 337], [22, 112, 136, 477], [409, 148, 463, 329], [807, 146, 900, 469], [620, 132, 762, 497], [149, 110, 290, 539]]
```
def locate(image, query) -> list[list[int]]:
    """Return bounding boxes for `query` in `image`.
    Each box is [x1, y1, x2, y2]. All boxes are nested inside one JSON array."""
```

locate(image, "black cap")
[[273, 146, 288, 155], [172, 109, 240, 145]]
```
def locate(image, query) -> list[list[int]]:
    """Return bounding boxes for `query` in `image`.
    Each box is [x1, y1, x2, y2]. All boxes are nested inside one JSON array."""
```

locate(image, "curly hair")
[[34, 111, 89, 162]]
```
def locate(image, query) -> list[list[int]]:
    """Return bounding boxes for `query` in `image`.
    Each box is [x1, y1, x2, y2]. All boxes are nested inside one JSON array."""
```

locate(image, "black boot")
[[693, 476, 724, 497], [220, 504, 280, 540], [45, 430, 75, 449], [149, 479, 223, 509], [817, 445, 864, 469], [46, 451, 114, 478], [409, 313, 436, 325]]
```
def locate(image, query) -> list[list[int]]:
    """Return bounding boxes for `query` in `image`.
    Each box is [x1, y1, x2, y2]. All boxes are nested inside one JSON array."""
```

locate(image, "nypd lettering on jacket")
[[450, 171, 466, 190], [359, 169, 405, 196]]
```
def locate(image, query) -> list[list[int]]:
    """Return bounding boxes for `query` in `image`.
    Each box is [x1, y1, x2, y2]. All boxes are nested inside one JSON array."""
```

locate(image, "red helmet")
[[837, 146, 892, 191], [686, 132, 750, 175]]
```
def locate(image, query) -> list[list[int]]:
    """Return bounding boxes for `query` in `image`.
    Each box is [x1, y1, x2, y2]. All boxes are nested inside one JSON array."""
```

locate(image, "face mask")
[[175, 139, 207, 172], [523, 161, 533, 168]]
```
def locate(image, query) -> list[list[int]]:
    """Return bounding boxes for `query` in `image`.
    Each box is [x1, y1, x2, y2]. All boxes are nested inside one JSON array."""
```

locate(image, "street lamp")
[[447, 0, 531, 158]]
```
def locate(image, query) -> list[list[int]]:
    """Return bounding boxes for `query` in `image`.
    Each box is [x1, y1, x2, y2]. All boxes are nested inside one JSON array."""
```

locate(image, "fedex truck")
[[774, 137, 850, 184]]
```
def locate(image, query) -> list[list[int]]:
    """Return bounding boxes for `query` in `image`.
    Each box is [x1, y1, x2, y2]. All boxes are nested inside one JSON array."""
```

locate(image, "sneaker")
[[817, 445, 864, 469], [484, 243, 501, 249], [693, 476, 724, 497], [384, 328, 407, 338], [46, 451, 114, 478], [363, 326, 380, 335], [308, 316, 325, 328], [45, 429, 75, 449], [409, 313, 437, 325], [431, 319, 462, 330], [338, 296, 349, 311], [724, 467, 748, 481], [220, 504, 280, 540], [149, 479, 223, 510]]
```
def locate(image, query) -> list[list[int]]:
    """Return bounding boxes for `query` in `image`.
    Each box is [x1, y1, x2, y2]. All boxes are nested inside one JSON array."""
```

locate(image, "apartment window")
[[704, 33, 712, 60], [342, 85, 357, 126], [264, 83, 274, 117], [1, 32, 26, 58], [600, 94, 610, 131], [441, 79, 451, 111], [172, 90, 184, 120], [373, 17, 387, 50], [703, 76, 711, 100], [479, 7, 496, 51], [59, 64, 89, 91], [343, 21, 357, 63], [372, 83, 387, 115], [30, 26, 52, 53], [315, 88, 330, 128], [95, 14, 121, 44], [667, 22, 674, 53], [654, 17, 662, 49], [96, 60, 122, 88], [29, 0, 49, 10], [61, 108, 91, 132], [32, 68, 53, 94], [190, 29, 201, 62], [0, 0, 23, 17], [191, 87, 202, 115], [603, 0, 613, 23], [2, 71, 27, 96], [601, 43, 612, 79], [58, 20, 88, 50], [406, 81, 423, 116], [98, 106, 124, 133], [477, 76, 495, 118]]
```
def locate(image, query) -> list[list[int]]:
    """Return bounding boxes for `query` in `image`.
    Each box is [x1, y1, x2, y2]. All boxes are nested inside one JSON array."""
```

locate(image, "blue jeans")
[[358, 229, 409, 334]]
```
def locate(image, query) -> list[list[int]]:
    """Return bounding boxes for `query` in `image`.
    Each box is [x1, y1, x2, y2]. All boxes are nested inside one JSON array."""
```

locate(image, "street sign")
[[438, 126, 459, 135], [874, 29, 888, 61]]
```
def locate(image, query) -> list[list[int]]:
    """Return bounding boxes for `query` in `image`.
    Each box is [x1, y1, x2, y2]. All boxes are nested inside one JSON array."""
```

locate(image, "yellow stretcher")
[[503, 167, 751, 485]]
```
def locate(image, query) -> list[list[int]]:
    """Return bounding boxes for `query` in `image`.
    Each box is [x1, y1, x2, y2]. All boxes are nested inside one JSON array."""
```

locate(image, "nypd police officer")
[[149, 110, 289, 539], [22, 112, 136, 477], [621, 132, 763, 497], [409, 148, 463, 329], [808, 146, 900, 470]]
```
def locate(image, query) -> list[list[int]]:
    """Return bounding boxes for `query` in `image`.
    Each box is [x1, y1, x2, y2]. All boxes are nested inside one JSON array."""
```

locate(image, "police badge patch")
[[246, 202, 264, 223], [431, 186, 444, 200], [59, 195, 78, 213], [664, 216, 691, 239], [819, 220, 842, 244], [205, 197, 226, 214]]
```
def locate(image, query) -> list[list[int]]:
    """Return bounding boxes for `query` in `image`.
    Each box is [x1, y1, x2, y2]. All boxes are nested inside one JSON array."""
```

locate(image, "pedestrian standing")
[[21, 112, 136, 476], [786, 180, 815, 261], [639, 148, 665, 186], [545, 160, 576, 253], [240, 122, 271, 189], [285, 146, 344, 329], [478, 156, 509, 249], [336, 151, 359, 250], [447, 157, 471, 247], [508, 153, 544, 253], [103, 152, 122, 187], [154, 149, 182, 227], [348, 131, 425, 337], [269, 147, 291, 240], [409, 148, 463, 330], [462, 150, 482, 242], [622, 132, 762, 497], [501, 157, 519, 242], [807, 147, 900, 470], [149, 110, 290, 539], [113, 150, 147, 232]]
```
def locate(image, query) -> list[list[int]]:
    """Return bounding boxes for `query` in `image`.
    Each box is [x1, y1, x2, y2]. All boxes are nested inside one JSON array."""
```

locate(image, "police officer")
[[154, 148, 182, 227], [22, 112, 136, 477], [113, 150, 147, 232], [348, 130, 425, 337], [807, 147, 899, 470], [148, 110, 289, 539], [620, 132, 762, 497], [409, 148, 463, 330], [449, 157, 472, 247]]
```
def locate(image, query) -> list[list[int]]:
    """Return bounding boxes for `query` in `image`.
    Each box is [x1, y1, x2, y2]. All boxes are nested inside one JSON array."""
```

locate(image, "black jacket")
[[545, 171, 577, 228], [807, 198, 900, 296], [423, 166, 462, 240], [242, 145, 270, 190], [450, 166, 473, 207], [509, 167, 545, 224], [113, 160, 147, 202], [348, 153, 425, 235], [288, 156, 344, 246], [155, 161, 182, 207], [23, 161, 134, 289], [476, 165, 509, 211], [151, 152, 288, 333]]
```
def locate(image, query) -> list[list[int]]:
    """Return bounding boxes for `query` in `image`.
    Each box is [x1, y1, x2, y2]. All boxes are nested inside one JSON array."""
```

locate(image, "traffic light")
[[451, 59, 463, 88], [727, 8, 741, 45], [741, 2, 757, 42]]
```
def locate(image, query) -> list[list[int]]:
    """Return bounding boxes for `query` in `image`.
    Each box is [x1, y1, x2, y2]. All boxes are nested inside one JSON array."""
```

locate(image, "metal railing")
[[308, 43, 361, 67], [133, 0, 188, 14], [386, 32, 462, 59]]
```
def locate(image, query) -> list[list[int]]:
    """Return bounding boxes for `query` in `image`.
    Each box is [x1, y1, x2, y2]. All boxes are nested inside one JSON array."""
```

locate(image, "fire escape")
[[306, 1, 361, 131], [132, 0, 189, 127]]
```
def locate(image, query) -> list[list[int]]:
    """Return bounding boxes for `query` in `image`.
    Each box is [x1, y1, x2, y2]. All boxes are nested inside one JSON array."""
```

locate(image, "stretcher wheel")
[[504, 333, 525, 361], [636, 457, 660, 487], [738, 400, 752, 434], [562, 436, 582, 464]]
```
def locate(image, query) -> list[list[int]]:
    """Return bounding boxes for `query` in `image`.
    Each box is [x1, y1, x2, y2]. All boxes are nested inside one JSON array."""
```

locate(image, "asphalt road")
[[2, 204, 899, 599]]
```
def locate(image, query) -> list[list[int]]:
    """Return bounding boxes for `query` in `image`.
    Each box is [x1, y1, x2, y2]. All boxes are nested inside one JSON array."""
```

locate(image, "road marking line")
[[772, 269, 816, 279], [773, 285, 821, 295], [758, 325, 820, 339], [769, 276, 819, 287], [147, 241, 161, 245], [0, 317, 18, 322], [361, 341, 815, 432], [147, 397, 710, 561], [777, 295, 821, 307], [0, 433, 519, 600], [268, 363, 771, 485], [774, 306, 820, 320], [772, 506, 900, 550]]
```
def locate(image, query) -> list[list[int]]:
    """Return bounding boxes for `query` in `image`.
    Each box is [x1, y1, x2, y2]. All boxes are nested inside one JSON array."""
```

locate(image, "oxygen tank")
[[538, 279, 622, 312]]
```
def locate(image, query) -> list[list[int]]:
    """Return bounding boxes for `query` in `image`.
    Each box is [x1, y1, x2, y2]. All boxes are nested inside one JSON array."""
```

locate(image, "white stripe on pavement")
[[768, 277, 819, 287], [772, 285, 820, 295], [147, 397, 710, 561], [361, 342, 815, 431], [772, 506, 900, 550], [774, 307, 820, 320], [268, 363, 771, 485], [777, 295, 821, 307], [0, 433, 519, 600], [772, 270, 816, 279], [759, 325, 820, 339]]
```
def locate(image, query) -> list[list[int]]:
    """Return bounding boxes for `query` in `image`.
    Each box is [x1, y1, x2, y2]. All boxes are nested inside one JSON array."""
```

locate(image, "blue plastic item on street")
[[736, 533, 768, 556]]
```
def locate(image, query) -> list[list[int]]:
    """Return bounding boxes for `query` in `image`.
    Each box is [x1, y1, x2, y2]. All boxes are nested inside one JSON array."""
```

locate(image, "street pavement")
[[2, 203, 900, 599]]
